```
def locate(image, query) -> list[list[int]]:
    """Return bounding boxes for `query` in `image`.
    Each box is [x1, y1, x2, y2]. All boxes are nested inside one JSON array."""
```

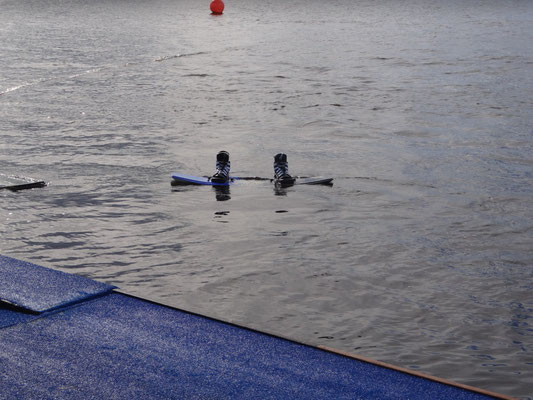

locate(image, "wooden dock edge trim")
[[116, 292, 515, 400], [317, 345, 516, 400]]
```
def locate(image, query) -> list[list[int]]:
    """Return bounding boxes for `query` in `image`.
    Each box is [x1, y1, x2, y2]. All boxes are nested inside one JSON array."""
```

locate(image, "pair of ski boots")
[[210, 151, 295, 185]]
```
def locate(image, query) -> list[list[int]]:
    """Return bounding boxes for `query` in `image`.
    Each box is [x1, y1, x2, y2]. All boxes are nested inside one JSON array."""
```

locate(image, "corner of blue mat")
[[0, 255, 116, 314]]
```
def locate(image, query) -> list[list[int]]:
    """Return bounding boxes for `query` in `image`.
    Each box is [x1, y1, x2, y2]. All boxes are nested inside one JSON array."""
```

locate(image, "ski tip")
[[296, 177, 333, 185]]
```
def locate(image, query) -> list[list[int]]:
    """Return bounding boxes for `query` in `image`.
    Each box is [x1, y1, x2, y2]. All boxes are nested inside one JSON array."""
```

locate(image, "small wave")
[[0, 80, 44, 95], [154, 54, 181, 62], [0, 68, 104, 96], [154, 52, 207, 62], [67, 67, 105, 79], [1, 85, 25, 95], [180, 51, 208, 57]]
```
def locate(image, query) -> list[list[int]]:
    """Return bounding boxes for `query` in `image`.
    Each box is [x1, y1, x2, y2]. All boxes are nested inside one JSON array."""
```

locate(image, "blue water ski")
[[171, 173, 333, 187], [171, 173, 235, 186]]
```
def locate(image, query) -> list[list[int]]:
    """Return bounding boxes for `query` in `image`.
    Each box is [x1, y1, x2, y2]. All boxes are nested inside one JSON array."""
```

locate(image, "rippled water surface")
[[1, 0, 533, 397]]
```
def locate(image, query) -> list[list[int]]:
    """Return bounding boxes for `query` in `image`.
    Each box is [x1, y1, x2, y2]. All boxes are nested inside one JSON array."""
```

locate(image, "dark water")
[[1, 0, 532, 397]]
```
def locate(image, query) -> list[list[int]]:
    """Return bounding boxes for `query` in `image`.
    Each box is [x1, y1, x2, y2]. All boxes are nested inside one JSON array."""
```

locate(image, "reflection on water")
[[273, 184, 288, 197], [213, 186, 231, 201]]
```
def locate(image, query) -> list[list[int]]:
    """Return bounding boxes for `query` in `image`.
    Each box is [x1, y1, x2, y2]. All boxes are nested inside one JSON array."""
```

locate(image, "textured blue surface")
[[0, 304, 38, 328], [0, 292, 497, 399], [0, 255, 115, 313]]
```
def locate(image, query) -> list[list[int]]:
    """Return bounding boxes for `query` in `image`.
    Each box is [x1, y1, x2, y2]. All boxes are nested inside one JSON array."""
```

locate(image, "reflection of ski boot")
[[213, 185, 231, 201], [211, 151, 231, 183], [273, 153, 296, 186]]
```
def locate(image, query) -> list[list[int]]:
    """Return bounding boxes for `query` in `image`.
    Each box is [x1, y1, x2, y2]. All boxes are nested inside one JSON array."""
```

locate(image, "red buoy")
[[210, 0, 224, 14]]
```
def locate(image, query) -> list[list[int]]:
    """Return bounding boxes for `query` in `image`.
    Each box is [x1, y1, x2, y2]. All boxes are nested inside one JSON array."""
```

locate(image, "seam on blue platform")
[[0, 286, 117, 315], [1, 290, 116, 330], [0, 300, 41, 315], [37, 287, 117, 314]]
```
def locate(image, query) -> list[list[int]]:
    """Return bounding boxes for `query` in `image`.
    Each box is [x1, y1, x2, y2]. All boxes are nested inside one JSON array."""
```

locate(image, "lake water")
[[1, 0, 532, 398]]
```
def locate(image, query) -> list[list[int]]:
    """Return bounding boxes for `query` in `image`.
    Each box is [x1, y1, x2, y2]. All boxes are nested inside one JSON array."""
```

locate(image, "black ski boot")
[[211, 150, 231, 183], [273, 153, 295, 186]]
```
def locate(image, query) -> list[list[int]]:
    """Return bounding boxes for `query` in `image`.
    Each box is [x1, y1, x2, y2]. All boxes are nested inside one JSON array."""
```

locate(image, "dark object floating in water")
[[0, 178, 47, 191]]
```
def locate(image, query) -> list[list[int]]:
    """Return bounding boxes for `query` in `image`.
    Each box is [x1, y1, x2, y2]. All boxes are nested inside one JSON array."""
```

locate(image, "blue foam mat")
[[0, 292, 497, 399], [0, 305, 38, 328], [0, 255, 115, 313]]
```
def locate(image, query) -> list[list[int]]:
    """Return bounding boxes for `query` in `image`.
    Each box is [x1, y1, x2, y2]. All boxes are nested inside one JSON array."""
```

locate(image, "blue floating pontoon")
[[0, 255, 511, 399]]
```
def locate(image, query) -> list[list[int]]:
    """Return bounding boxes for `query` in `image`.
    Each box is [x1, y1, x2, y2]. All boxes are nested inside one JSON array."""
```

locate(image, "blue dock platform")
[[0, 255, 512, 399]]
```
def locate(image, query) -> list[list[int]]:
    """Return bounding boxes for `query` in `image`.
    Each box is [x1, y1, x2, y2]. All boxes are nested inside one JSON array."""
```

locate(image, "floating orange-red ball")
[[210, 0, 224, 14]]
